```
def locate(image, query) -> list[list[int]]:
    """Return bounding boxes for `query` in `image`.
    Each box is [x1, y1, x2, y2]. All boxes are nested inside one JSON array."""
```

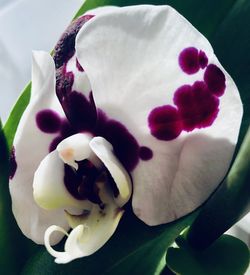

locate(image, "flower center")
[[64, 159, 118, 208]]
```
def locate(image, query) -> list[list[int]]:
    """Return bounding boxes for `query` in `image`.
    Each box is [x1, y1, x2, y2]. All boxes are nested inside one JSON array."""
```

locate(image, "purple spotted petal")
[[9, 52, 68, 244], [76, 5, 243, 226]]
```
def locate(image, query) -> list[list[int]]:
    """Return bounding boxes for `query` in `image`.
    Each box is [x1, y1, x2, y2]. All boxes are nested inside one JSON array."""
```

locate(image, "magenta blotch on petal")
[[174, 81, 219, 131], [49, 119, 75, 153], [60, 119, 75, 138], [49, 136, 64, 152], [97, 111, 140, 172], [148, 105, 183, 141], [56, 66, 74, 100], [66, 91, 97, 132], [199, 50, 208, 69], [36, 109, 61, 133], [204, 64, 226, 96], [64, 160, 101, 203], [76, 58, 84, 72], [179, 47, 200, 74], [139, 146, 153, 161]]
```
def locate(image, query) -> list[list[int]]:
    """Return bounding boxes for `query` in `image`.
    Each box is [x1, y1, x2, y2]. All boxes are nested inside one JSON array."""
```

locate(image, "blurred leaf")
[[187, 128, 250, 249], [74, 0, 238, 41], [210, 0, 250, 146], [0, 120, 14, 274], [166, 234, 250, 275], [22, 212, 197, 275]]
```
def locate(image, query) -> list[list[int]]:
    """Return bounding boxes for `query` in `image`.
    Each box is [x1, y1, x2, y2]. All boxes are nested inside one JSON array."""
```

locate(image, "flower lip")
[[34, 133, 131, 264]]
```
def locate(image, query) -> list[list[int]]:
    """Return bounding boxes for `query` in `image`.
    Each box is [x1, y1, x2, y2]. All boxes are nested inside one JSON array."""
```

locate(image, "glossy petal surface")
[[33, 150, 91, 211], [9, 52, 68, 244], [89, 137, 132, 206], [76, 5, 243, 225]]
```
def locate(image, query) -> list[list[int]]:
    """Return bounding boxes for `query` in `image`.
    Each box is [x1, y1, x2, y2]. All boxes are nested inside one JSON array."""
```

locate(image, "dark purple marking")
[[49, 136, 64, 152], [148, 105, 183, 141], [199, 50, 208, 69], [56, 66, 74, 100], [179, 47, 200, 75], [53, 13, 148, 172], [53, 14, 94, 69], [204, 64, 226, 96], [36, 109, 61, 133], [76, 58, 84, 72], [9, 147, 17, 180], [55, 75, 143, 172], [66, 91, 97, 132], [139, 146, 153, 161], [174, 81, 219, 131], [56, 63, 97, 132], [60, 119, 75, 138], [64, 160, 102, 204], [97, 111, 140, 172], [56, 68, 142, 171], [49, 119, 76, 152]]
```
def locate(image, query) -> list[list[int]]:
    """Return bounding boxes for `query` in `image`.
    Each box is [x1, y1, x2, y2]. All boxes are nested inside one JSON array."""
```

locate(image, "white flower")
[[9, 5, 242, 263]]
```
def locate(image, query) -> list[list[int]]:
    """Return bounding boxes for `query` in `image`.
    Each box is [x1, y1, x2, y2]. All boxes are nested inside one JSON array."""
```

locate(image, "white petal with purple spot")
[[10, 51, 68, 244], [76, 5, 243, 225]]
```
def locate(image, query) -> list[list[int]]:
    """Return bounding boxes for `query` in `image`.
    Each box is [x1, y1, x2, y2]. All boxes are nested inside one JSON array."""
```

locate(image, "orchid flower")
[[9, 5, 243, 264]]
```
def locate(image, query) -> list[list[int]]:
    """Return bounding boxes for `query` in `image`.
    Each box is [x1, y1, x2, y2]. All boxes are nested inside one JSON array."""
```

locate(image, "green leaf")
[[21, 212, 197, 275], [74, 0, 238, 41], [210, 0, 250, 146], [166, 234, 250, 275], [187, 128, 250, 249], [0, 120, 13, 274]]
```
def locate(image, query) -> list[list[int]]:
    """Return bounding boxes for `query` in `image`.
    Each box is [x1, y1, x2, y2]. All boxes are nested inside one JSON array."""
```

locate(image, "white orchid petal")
[[31, 51, 54, 99], [46, 180, 124, 263], [57, 133, 101, 169], [9, 51, 70, 244], [33, 150, 91, 211], [90, 137, 132, 207], [56, 6, 120, 111], [76, 5, 243, 225]]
